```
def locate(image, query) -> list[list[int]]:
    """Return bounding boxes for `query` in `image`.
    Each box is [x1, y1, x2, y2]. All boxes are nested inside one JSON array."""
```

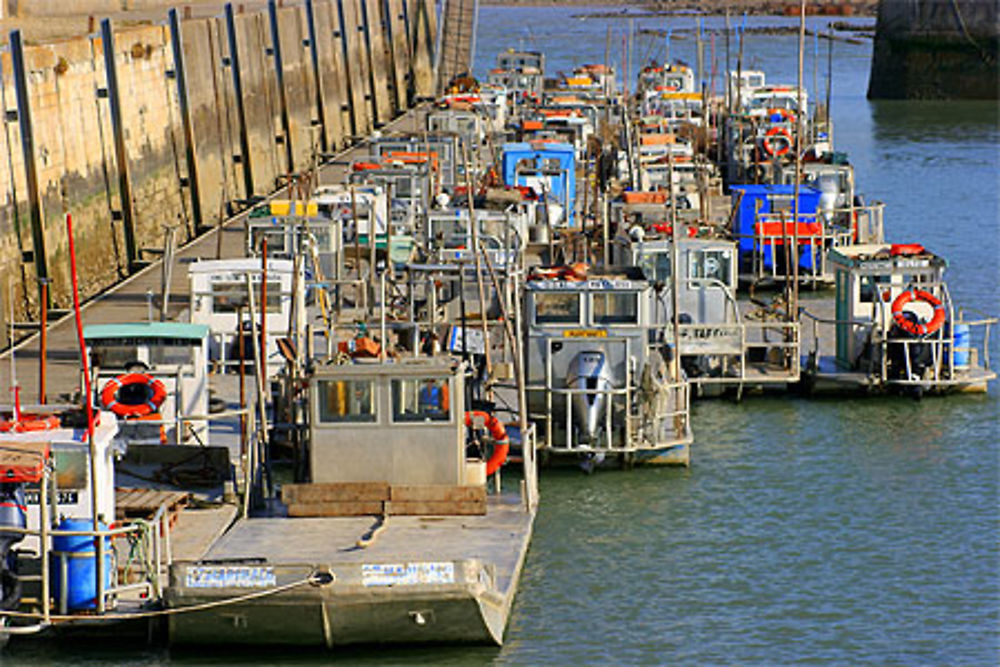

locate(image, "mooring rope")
[[0, 569, 331, 626]]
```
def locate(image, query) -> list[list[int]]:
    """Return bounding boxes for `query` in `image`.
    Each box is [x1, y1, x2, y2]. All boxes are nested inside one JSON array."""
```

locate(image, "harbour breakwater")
[[0, 0, 437, 344], [868, 0, 998, 99]]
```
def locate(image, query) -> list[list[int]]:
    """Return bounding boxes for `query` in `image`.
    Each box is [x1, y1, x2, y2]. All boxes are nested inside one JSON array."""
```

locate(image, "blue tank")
[[51, 518, 112, 611]]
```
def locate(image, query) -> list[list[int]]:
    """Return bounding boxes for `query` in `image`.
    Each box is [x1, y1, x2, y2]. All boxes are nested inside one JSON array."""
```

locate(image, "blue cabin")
[[501, 142, 576, 226], [730, 184, 822, 273]]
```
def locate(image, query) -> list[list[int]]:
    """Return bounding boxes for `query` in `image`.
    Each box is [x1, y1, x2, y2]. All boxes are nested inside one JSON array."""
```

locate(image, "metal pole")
[[793, 0, 805, 317], [461, 141, 493, 379], [668, 147, 681, 383], [261, 238, 268, 374], [38, 279, 47, 404]]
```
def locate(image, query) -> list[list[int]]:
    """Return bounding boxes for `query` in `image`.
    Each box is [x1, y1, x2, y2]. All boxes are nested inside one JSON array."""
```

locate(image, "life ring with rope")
[[891, 289, 946, 337], [100, 373, 168, 419], [465, 411, 509, 476], [762, 126, 793, 157]]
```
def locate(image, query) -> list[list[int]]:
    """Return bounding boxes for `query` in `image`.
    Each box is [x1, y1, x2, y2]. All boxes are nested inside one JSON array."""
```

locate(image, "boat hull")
[[166, 560, 509, 647]]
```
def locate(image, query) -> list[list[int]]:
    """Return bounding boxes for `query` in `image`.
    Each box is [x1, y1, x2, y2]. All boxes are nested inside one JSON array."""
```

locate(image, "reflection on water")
[[870, 100, 1000, 142]]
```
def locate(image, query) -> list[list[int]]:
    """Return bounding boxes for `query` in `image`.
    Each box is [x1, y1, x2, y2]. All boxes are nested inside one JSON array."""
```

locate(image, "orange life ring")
[[0, 415, 60, 433], [763, 127, 792, 157], [100, 373, 167, 419], [891, 289, 946, 337], [465, 411, 509, 476]]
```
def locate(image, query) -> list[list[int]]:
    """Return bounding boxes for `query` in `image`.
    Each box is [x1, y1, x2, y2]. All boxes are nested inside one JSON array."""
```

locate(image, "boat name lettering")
[[185, 565, 277, 589], [362, 562, 455, 587], [564, 330, 608, 338], [536, 280, 636, 290], [25, 490, 78, 505]]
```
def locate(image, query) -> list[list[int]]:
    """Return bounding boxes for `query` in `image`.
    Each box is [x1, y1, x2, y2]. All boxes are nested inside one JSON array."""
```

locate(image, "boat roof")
[[502, 141, 575, 154], [828, 244, 948, 269], [187, 258, 295, 273], [84, 322, 210, 342], [312, 357, 462, 379]]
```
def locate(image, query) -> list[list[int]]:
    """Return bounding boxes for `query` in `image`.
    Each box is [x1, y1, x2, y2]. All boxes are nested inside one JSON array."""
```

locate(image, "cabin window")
[[211, 280, 283, 313], [534, 293, 581, 325], [639, 252, 671, 282], [859, 275, 891, 304], [316, 379, 376, 423], [689, 250, 732, 285], [391, 378, 451, 422], [592, 292, 639, 325]]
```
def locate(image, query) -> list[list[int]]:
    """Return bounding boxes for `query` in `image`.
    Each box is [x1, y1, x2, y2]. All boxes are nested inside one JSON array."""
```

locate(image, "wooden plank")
[[282, 482, 390, 504], [286, 500, 384, 517], [390, 485, 486, 503], [385, 499, 486, 516]]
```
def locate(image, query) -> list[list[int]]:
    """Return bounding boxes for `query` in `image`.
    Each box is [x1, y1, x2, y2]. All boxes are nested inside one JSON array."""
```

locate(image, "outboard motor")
[[566, 350, 614, 445], [0, 483, 26, 611]]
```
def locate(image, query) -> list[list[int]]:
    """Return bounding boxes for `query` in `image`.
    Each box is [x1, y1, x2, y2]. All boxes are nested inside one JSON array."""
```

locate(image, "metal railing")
[[3, 472, 172, 629]]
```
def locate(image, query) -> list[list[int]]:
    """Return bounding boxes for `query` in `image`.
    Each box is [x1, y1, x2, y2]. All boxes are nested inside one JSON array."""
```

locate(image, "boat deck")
[[203, 496, 532, 592]]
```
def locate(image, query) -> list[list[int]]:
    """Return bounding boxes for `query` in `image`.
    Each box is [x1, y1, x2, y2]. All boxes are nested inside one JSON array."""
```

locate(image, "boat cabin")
[[188, 258, 301, 375], [501, 142, 576, 227], [308, 360, 485, 486], [615, 234, 800, 391], [85, 322, 210, 445], [370, 134, 459, 189], [246, 206, 343, 284]]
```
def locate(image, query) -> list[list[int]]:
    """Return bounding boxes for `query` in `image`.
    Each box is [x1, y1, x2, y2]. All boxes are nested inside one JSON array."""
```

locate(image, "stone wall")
[[0, 0, 438, 341], [868, 0, 999, 99]]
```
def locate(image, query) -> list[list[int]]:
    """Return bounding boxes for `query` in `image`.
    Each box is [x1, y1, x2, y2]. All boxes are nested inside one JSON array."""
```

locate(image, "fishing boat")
[[166, 358, 537, 647], [523, 265, 692, 469], [801, 243, 997, 395]]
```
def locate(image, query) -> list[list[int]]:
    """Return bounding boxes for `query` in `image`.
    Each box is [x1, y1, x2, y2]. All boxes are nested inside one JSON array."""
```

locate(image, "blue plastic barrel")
[[953, 324, 971, 368], [51, 518, 112, 611]]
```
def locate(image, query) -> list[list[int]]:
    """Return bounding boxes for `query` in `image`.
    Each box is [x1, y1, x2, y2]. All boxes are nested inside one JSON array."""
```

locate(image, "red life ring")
[[762, 127, 792, 157], [891, 289, 946, 337], [100, 373, 167, 419], [465, 411, 509, 476], [0, 415, 60, 433]]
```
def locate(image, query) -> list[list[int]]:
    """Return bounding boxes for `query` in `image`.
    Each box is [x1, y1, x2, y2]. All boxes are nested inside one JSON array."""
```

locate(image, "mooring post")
[[224, 3, 256, 198], [304, 0, 330, 154], [9, 30, 49, 287], [100, 19, 140, 271], [267, 0, 295, 172], [168, 8, 204, 233]]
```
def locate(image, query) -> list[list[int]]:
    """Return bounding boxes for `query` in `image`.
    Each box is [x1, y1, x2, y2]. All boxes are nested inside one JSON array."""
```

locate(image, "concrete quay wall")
[[0, 0, 437, 343], [868, 0, 998, 99]]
